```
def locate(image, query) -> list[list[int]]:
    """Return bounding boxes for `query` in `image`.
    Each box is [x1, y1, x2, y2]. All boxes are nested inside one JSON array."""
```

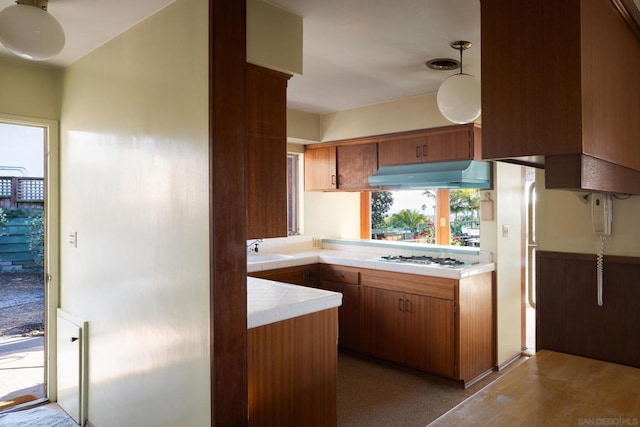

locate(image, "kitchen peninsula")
[[248, 239, 496, 388], [247, 277, 342, 426]]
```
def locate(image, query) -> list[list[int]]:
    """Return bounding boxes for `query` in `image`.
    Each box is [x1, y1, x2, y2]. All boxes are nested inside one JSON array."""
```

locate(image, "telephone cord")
[[597, 234, 606, 306]]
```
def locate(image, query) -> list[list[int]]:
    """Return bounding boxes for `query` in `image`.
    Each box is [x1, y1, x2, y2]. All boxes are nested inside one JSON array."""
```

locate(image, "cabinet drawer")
[[320, 265, 359, 285], [359, 268, 455, 300]]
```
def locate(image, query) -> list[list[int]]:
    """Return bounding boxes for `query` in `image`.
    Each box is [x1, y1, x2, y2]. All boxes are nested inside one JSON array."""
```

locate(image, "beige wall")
[[247, 0, 303, 75], [304, 191, 361, 239], [59, 0, 210, 425], [0, 57, 60, 120], [287, 108, 322, 143], [536, 170, 640, 256], [481, 163, 524, 364], [320, 93, 456, 142]]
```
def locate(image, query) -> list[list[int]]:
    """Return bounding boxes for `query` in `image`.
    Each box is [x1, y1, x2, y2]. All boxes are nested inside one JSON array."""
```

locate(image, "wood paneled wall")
[[536, 251, 640, 368]]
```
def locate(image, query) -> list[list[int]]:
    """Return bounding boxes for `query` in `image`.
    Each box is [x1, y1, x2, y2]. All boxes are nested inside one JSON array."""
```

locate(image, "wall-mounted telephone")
[[591, 193, 613, 307], [592, 193, 612, 236]]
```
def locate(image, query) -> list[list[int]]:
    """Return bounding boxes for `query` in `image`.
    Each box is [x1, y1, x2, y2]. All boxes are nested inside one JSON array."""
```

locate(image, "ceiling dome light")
[[436, 41, 481, 124], [0, 0, 65, 61]]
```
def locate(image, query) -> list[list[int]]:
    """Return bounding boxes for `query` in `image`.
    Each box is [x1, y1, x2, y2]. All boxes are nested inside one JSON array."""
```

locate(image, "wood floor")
[[431, 350, 640, 426]]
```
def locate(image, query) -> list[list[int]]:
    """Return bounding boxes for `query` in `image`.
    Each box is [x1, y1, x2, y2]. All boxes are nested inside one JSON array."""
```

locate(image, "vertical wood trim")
[[210, 0, 248, 425], [520, 167, 527, 351], [436, 190, 450, 245], [360, 192, 371, 239]]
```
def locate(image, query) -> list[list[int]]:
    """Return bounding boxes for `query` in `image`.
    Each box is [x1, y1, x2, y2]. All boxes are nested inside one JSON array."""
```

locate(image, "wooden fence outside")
[[0, 176, 45, 209]]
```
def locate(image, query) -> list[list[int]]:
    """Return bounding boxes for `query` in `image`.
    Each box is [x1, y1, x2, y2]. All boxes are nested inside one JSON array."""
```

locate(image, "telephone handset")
[[591, 193, 613, 307], [592, 193, 612, 236]]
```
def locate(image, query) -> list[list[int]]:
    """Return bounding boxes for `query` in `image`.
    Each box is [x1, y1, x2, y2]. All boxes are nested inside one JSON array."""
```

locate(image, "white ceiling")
[[269, 0, 481, 114], [0, 0, 176, 67], [0, 0, 480, 115]]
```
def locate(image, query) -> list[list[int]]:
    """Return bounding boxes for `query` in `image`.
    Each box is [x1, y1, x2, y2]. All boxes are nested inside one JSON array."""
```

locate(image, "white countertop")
[[247, 249, 495, 280], [247, 277, 342, 329]]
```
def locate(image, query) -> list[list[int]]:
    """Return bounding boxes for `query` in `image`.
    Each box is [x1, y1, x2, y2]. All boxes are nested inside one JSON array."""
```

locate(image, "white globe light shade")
[[0, 4, 65, 61], [437, 73, 481, 124]]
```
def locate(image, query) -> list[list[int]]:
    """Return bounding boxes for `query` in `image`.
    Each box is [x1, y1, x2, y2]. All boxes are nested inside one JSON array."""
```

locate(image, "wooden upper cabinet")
[[247, 64, 291, 238], [377, 135, 427, 167], [304, 145, 337, 191], [378, 125, 479, 167], [305, 143, 378, 191], [336, 143, 378, 190], [481, 0, 640, 194]]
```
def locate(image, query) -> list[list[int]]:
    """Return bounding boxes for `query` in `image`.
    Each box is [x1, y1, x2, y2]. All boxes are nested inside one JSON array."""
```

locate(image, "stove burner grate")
[[378, 255, 467, 268]]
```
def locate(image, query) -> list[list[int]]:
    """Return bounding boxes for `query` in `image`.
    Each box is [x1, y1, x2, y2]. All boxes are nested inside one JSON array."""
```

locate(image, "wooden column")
[[209, 0, 248, 425], [435, 190, 450, 245], [360, 192, 371, 239]]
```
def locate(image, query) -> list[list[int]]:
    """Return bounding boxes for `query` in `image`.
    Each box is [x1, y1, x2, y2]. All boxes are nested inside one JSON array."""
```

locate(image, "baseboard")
[[496, 351, 524, 371], [462, 367, 495, 389]]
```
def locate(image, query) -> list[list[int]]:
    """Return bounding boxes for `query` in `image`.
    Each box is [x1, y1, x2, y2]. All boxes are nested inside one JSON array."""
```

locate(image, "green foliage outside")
[[386, 209, 428, 232], [0, 207, 45, 268], [449, 189, 480, 218], [27, 211, 45, 267], [371, 191, 394, 229], [0, 208, 7, 236]]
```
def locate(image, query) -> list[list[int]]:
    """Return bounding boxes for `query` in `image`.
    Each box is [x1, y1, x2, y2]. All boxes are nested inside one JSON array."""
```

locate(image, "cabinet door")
[[336, 143, 378, 190], [404, 295, 455, 378], [425, 128, 473, 162], [248, 266, 306, 285], [378, 136, 428, 167], [304, 146, 337, 190], [322, 281, 360, 351], [360, 287, 405, 364], [247, 64, 289, 238]]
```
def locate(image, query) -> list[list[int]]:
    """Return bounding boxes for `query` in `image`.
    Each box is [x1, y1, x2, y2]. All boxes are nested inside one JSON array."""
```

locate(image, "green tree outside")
[[371, 191, 393, 229], [386, 209, 428, 234]]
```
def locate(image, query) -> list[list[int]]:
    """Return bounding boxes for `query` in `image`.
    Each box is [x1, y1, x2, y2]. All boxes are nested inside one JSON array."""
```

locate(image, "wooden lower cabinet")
[[321, 280, 360, 351], [248, 264, 318, 287], [248, 308, 338, 427], [360, 286, 455, 378], [249, 264, 494, 386], [319, 265, 361, 351], [360, 268, 493, 386]]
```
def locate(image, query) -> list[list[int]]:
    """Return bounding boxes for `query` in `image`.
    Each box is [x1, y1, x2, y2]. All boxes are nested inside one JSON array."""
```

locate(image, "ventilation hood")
[[368, 160, 491, 189]]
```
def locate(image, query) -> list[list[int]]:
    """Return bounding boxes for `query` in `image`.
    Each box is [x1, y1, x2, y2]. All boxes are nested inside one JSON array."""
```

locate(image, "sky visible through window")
[[0, 123, 44, 178]]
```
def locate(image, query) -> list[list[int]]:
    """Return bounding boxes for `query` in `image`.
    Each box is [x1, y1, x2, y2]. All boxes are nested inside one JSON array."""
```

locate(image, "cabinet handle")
[[398, 298, 404, 311], [415, 145, 421, 158], [334, 273, 344, 278], [422, 144, 427, 158], [331, 174, 336, 185], [405, 299, 411, 313]]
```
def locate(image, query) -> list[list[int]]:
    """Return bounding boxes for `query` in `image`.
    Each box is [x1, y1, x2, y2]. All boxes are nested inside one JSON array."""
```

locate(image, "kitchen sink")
[[247, 254, 294, 263]]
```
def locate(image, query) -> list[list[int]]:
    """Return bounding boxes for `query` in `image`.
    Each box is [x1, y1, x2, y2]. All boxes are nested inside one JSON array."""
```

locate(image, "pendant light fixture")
[[0, 0, 65, 61], [436, 41, 481, 124]]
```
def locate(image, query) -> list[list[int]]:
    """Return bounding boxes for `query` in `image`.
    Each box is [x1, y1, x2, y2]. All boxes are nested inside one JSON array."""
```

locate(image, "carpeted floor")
[[337, 352, 526, 427]]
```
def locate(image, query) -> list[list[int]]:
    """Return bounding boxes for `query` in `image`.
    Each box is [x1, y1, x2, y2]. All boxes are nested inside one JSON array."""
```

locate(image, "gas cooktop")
[[375, 255, 469, 269]]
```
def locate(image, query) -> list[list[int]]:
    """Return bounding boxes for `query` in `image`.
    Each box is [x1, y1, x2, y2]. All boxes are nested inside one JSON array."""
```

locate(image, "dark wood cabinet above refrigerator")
[[480, 0, 640, 194]]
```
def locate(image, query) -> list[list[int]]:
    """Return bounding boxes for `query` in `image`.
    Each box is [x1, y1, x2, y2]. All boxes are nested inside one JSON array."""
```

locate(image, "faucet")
[[247, 239, 263, 255]]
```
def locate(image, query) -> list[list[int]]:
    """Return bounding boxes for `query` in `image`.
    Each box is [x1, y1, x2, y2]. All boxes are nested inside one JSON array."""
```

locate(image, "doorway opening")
[[0, 118, 57, 410], [524, 167, 536, 354]]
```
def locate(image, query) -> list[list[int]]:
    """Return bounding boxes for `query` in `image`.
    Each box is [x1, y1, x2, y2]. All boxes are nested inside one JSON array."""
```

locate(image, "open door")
[[0, 115, 59, 409]]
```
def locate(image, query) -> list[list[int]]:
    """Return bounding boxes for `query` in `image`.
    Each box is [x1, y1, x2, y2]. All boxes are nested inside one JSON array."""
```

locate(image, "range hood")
[[368, 160, 491, 189]]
